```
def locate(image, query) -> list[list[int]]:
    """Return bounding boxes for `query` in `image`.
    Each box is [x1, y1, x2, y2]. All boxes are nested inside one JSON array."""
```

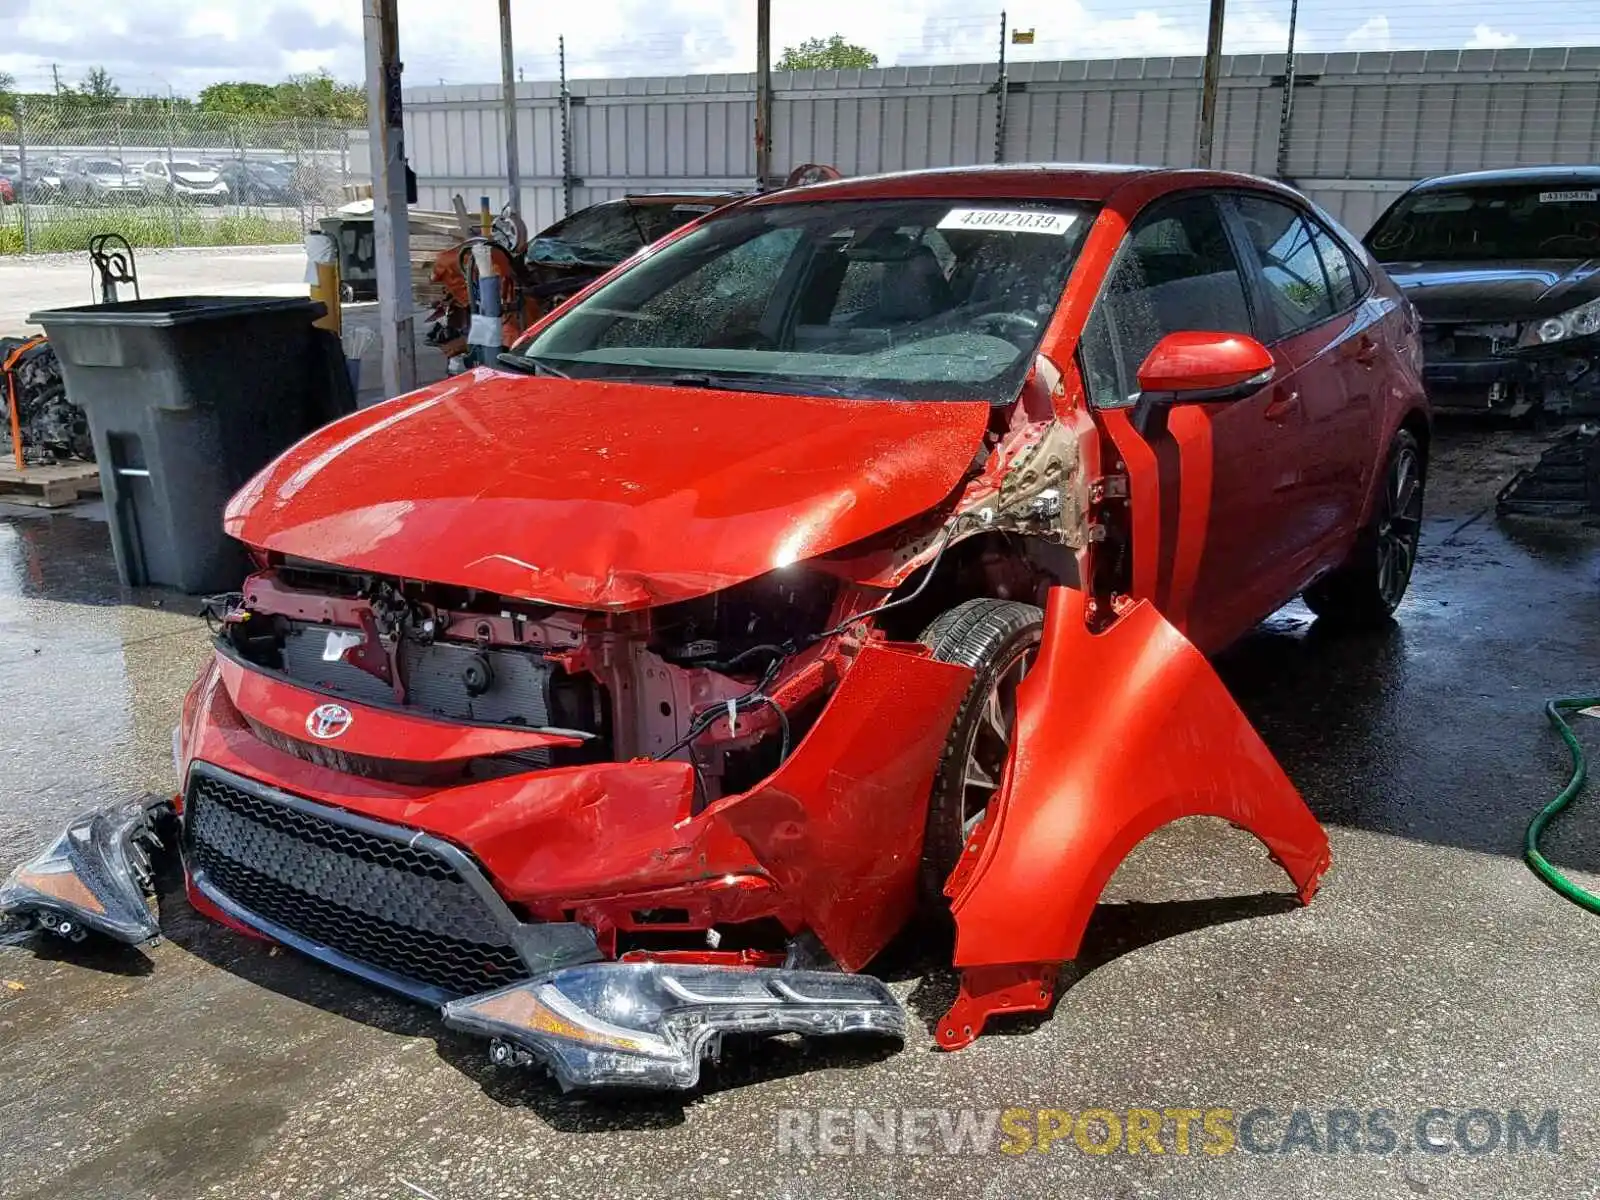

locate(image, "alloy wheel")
[[957, 643, 1035, 837], [1376, 444, 1423, 609]]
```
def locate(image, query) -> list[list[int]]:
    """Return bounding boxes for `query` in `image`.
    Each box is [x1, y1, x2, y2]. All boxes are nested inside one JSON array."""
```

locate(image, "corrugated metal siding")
[[406, 46, 1600, 236]]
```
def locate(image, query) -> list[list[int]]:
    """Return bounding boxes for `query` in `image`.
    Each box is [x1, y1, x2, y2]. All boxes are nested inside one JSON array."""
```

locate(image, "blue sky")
[[0, 0, 1588, 97]]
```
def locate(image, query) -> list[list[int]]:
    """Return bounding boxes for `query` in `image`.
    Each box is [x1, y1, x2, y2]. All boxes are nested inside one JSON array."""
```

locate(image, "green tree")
[[197, 81, 280, 118], [197, 73, 365, 123], [78, 66, 121, 102], [777, 35, 879, 71], [273, 71, 366, 122]]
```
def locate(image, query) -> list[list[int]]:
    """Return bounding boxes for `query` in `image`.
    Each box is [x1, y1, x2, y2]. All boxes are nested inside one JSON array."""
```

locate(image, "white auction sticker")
[[1539, 190, 1598, 203], [937, 208, 1078, 235]]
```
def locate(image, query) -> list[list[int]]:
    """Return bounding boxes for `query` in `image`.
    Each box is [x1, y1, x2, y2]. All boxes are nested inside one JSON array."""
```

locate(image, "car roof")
[[624, 190, 747, 205], [1407, 165, 1600, 192], [747, 162, 1298, 206]]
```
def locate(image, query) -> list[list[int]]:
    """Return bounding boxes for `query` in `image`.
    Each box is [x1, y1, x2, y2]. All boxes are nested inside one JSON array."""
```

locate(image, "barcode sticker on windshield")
[[1539, 190, 1598, 203], [937, 208, 1078, 235]]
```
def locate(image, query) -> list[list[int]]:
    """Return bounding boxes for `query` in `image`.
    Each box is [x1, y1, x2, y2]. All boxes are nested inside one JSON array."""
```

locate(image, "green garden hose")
[[1526, 696, 1600, 915]]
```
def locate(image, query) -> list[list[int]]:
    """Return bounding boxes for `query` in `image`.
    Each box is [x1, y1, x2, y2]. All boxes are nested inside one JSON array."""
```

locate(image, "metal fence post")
[[994, 10, 1009, 164], [560, 36, 573, 217], [293, 117, 306, 235], [1275, 0, 1301, 180], [16, 96, 32, 254], [166, 95, 181, 246], [1197, 0, 1227, 168]]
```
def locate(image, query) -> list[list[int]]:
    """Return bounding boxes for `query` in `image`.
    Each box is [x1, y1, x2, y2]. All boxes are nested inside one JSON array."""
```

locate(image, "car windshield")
[[1367, 185, 1600, 262], [519, 196, 1095, 402], [87, 160, 121, 173], [172, 161, 205, 173]]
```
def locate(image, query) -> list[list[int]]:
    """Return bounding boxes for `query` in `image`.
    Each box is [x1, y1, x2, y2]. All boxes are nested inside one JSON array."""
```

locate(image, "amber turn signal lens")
[[15, 866, 105, 915]]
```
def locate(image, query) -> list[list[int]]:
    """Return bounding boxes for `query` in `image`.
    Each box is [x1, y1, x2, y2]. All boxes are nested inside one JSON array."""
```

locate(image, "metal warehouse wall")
[[404, 45, 1600, 236]]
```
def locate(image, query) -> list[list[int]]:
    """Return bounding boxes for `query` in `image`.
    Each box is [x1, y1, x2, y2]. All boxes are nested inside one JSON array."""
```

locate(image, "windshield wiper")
[[496, 351, 572, 379], [663, 372, 897, 400]]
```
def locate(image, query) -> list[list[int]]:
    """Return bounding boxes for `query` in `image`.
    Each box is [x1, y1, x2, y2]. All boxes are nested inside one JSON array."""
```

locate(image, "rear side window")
[[1234, 197, 1338, 331], [1079, 193, 1254, 408], [1309, 221, 1364, 311]]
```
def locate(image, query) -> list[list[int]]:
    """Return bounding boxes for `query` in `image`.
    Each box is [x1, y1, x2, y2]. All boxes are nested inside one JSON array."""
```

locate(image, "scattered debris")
[[0, 336, 93, 465], [1497, 425, 1600, 518]]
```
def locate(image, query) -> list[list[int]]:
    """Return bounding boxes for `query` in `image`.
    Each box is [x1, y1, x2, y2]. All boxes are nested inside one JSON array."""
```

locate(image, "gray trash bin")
[[28, 296, 356, 594]]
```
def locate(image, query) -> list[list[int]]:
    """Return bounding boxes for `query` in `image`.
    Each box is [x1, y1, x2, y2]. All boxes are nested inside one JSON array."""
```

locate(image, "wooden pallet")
[[0, 461, 102, 508]]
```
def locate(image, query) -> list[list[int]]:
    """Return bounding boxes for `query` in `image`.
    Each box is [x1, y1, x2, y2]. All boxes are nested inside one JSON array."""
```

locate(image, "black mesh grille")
[[184, 770, 527, 998]]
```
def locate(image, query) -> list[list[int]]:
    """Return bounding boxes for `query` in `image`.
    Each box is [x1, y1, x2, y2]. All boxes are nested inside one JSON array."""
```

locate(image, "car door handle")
[[1264, 388, 1300, 421], [1354, 335, 1380, 367]]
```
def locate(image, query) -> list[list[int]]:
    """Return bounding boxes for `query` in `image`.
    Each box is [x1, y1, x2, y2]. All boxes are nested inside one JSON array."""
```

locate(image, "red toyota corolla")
[[2, 165, 1427, 1090]]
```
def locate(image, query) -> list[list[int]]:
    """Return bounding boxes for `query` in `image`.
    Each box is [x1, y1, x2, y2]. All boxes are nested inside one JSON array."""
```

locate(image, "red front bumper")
[[177, 640, 973, 992]]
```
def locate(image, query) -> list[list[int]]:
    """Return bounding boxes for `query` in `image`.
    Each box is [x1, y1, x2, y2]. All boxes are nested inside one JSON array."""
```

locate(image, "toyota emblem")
[[306, 703, 354, 740]]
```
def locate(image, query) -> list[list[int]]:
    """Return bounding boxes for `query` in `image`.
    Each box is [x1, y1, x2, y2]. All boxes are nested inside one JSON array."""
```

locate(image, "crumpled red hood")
[[225, 368, 990, 609]]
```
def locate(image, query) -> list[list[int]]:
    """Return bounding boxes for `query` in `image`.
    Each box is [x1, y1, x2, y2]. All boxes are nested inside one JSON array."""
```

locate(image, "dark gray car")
[[1365, 166, 1600, 416]]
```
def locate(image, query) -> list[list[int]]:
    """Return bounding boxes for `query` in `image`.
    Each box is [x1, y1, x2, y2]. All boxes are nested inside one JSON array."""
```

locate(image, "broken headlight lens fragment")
[[442, 961, 905, 1090], [0, 796, 170, 944]]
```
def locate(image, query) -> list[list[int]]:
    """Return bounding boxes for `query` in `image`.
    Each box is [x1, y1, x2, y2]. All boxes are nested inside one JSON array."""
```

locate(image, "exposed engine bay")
[[215, 560, 852, 800]]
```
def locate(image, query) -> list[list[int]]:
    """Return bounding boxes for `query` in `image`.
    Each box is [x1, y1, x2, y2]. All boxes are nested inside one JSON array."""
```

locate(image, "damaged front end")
[[1421, 321, 1600, 416], [2, 360, 1334, 1092], [0, 795, 170, 944]]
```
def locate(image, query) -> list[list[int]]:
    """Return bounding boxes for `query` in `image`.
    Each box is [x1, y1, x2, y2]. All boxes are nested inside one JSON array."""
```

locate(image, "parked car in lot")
[[141, 159, 229, 204], [2, 165, 1426, 1091], [0, 172, 13, 206], [12, 157, 67, 202], [1366, 166, 1600, 416], [215, 160, 294, 206], [62, 157, 145, 203]]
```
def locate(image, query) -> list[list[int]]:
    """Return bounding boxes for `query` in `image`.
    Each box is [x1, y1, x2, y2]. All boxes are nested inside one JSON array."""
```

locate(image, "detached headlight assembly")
[[0, 796, 170, 943], [443, 961, 905, 1090], [1525, 297, 1600, 346]]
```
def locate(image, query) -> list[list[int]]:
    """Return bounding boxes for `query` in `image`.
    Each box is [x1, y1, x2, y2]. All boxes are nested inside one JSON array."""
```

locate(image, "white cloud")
[[1343, 15, 1394, 51], [1466, 23, 1518, 49]]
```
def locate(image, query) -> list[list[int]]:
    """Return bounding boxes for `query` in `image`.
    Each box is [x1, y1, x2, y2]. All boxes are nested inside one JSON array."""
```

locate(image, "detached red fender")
[[939, 587, 1331, 1047]]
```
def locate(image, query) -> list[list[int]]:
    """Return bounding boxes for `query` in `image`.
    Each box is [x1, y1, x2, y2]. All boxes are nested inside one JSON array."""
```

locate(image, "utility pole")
[[362, 0, 417, 398], [50, 63, 61, 95], [755, 0, 772, 189], [1196, 0, 1227, 168], [499, 0, 520, 216]]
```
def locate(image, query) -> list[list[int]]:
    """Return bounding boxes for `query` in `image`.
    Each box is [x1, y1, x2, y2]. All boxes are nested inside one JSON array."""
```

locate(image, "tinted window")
[[536, 201, 649, 262], [1235, 196, 1335, 334], [1366, 185, 1600, 262], [1079, 194, 1254, 408]]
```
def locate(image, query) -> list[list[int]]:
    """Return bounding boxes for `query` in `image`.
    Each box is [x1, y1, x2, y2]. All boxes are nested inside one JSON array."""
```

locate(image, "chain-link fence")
[[0, 98, 366, 255]]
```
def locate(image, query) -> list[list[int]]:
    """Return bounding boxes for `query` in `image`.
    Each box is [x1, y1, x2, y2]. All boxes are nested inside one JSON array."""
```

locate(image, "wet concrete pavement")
[[3, 425, 1600, 1199]]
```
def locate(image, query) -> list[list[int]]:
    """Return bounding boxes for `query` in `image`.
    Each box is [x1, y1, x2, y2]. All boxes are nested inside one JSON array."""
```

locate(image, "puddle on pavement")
[[0, 503, 209, 855]]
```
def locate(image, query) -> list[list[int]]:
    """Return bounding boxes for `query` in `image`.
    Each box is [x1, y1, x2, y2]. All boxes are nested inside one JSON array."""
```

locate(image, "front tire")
[[1304, 428, 1425, 626], [918, 598, 1043, 905]]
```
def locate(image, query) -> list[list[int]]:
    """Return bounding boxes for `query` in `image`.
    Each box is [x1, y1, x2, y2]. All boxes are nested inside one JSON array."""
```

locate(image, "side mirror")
[[1135, 330, 1275, 405]]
